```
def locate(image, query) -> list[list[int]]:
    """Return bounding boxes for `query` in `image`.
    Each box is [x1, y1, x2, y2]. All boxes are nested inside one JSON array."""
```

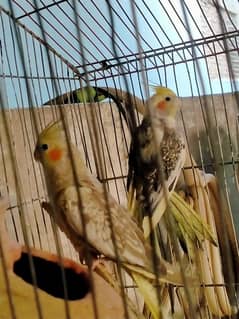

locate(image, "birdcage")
[[0, 1, 239, 319]]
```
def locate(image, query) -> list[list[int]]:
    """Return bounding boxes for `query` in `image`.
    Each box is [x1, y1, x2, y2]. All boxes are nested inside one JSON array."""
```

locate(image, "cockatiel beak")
[[34, 147, 41, 161]]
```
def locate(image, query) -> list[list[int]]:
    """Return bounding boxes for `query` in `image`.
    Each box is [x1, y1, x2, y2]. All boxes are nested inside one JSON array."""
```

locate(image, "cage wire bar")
[[0, 0, 239, 319]]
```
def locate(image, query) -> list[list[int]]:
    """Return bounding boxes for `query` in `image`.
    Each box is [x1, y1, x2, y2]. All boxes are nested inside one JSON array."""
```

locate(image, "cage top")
[[0, 0, 239, 106], [1, 0, 239, 73]]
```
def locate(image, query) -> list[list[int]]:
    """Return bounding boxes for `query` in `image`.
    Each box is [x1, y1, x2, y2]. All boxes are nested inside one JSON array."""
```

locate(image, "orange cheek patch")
[[48, 148, 63, 161], [157, 101, 166, 110]]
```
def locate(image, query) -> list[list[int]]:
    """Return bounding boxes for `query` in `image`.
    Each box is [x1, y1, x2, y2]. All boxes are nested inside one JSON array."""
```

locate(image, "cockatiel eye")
[[165, 96, 171, 101], [40, 144, 49, 151]]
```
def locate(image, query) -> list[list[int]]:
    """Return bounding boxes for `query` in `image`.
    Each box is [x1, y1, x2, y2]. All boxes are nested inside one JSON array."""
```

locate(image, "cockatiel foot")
[[77, 248, 98, 266], [90, 257, 107, 271]]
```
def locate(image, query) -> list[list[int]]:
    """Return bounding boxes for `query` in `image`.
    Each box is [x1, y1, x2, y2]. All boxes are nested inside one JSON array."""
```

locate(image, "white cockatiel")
[[34, 119, 195, 319], [34, 120, 187, 282]]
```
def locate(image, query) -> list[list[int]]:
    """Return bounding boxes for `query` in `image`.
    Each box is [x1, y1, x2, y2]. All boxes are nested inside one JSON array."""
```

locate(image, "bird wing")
[[55, 183, 150, 269], [127, 118, 186, 232], [127, 118, 160, 214]]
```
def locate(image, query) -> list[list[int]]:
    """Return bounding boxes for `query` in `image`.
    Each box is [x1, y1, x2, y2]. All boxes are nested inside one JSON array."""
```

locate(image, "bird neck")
[[148, 113, 176, 131], [162, 116, 176, 130], [45, 147, 93, 197], [45, 162, 75, 196]]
